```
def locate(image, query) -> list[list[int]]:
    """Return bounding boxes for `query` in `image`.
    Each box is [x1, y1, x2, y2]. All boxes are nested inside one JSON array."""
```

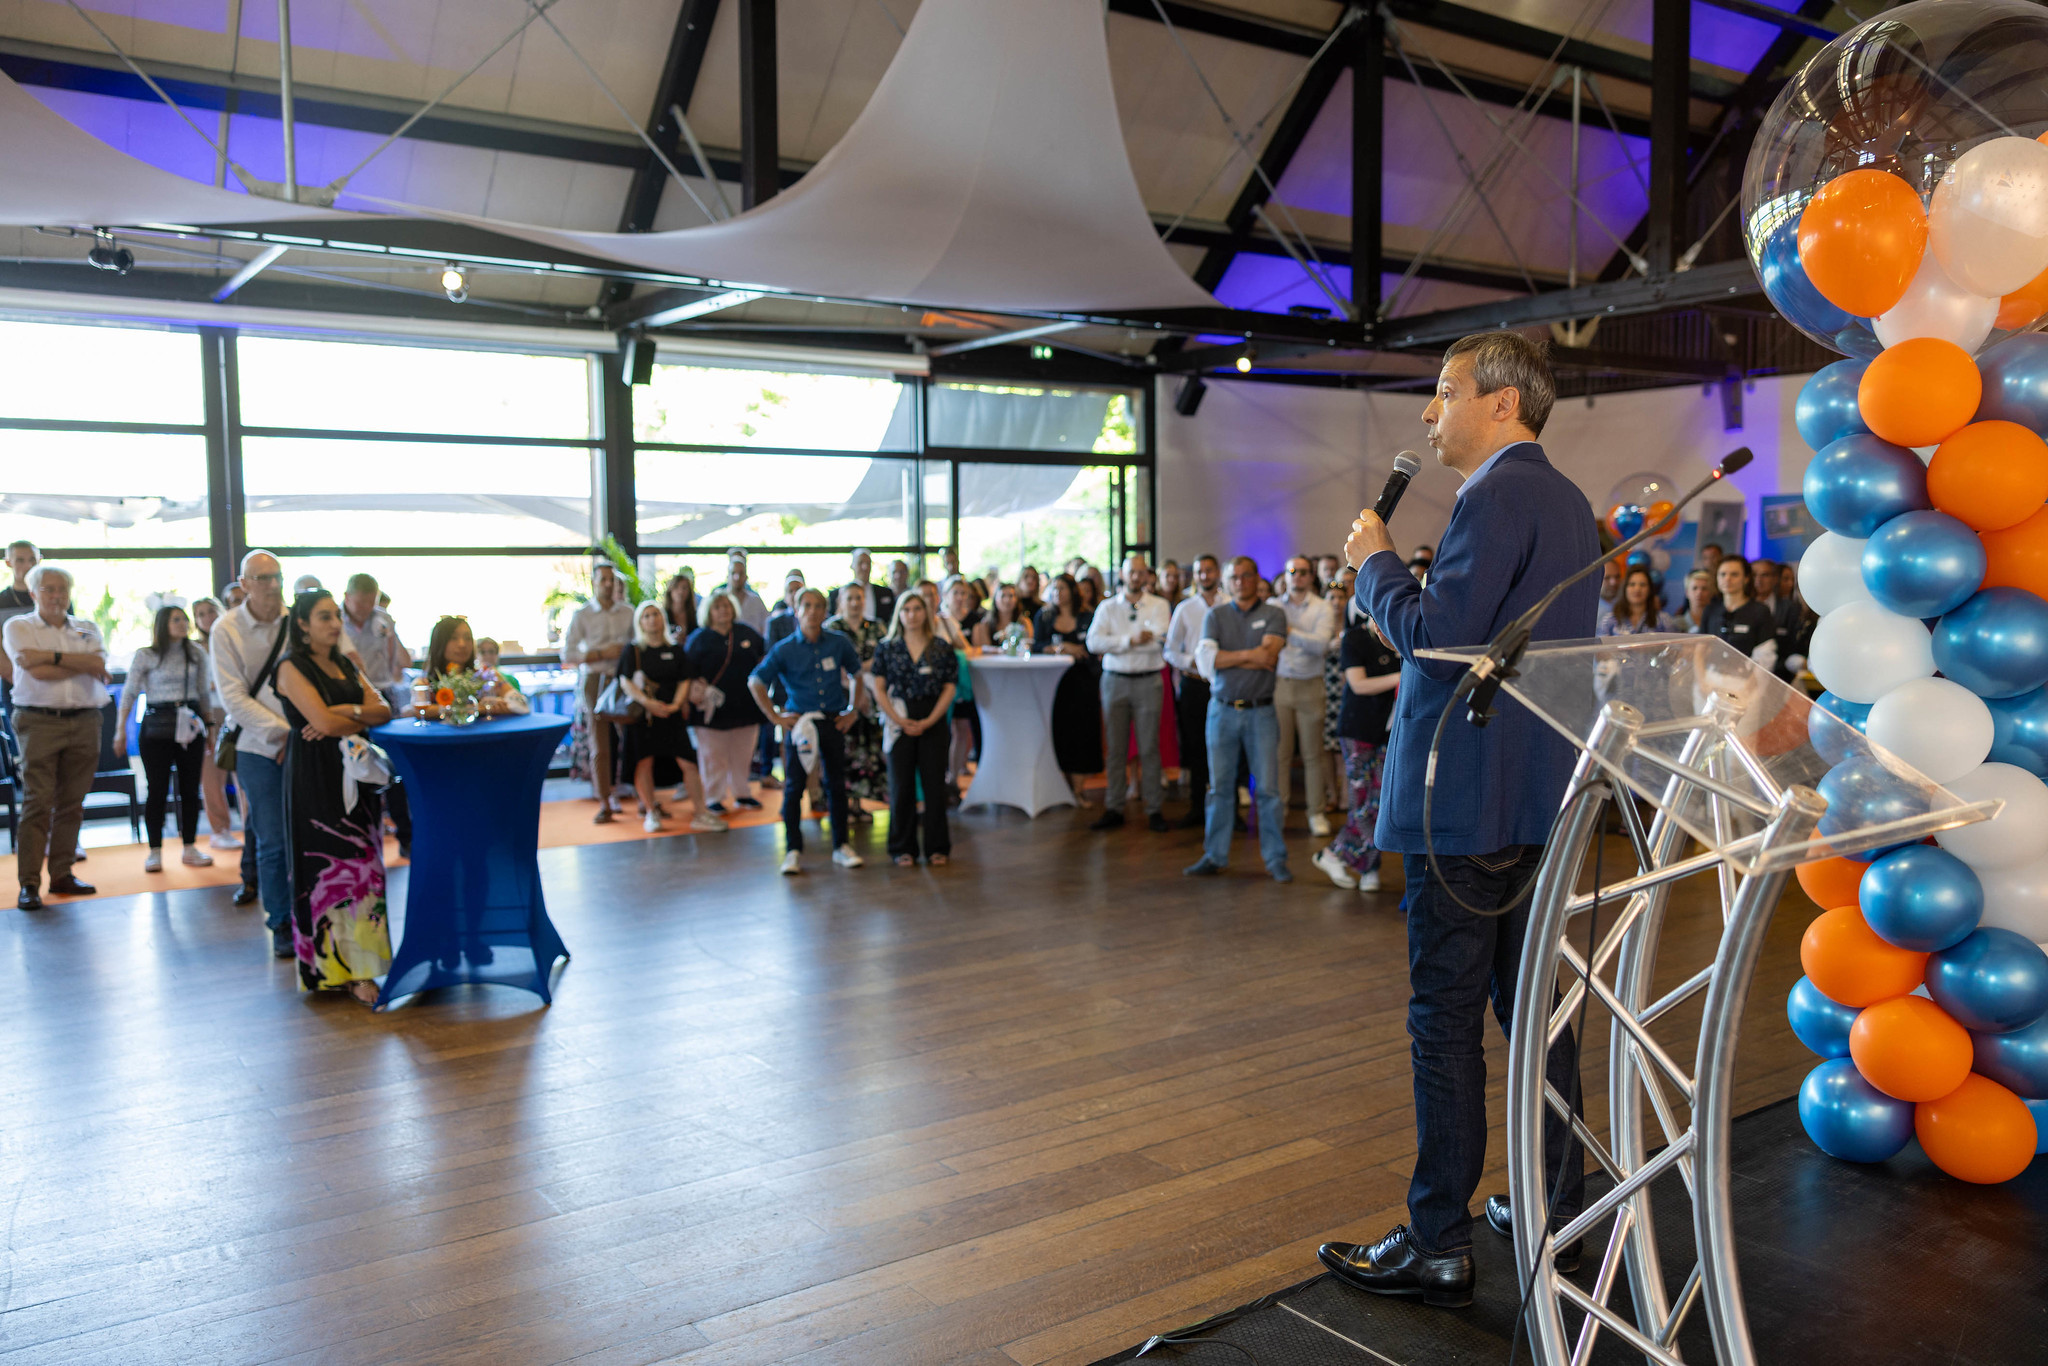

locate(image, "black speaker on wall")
[[1173, 374, 1207, 417], [620, 331, 657, 387]]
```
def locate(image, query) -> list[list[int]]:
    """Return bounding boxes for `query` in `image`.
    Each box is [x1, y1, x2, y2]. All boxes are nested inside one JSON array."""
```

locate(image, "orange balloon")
[[1796, 856, 1866, 910], [1996, 265, 2048, 331], [1801, 906, 1929, 1007], [1857, 338, 1983, 448], [1982, 505, 2048, 600], [1850, 995, 1973, 1101], [1797, 169, 1928, 317], [1916, 1073, 2038, 1184], [1927, 421, 2048, 532], [1645, 500, 1677, 534]]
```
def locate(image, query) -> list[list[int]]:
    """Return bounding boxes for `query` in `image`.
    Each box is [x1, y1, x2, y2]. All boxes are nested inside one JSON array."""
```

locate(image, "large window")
[[0, 317, 1154, 672]]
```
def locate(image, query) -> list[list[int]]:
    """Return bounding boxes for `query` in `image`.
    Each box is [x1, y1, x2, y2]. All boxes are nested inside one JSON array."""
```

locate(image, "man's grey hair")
[[1444, 331, 1556, 437], [25, 563, 73, 591]]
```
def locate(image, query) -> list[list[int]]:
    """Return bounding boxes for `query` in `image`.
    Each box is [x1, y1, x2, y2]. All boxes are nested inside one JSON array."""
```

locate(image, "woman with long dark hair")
[[115, 603, 221, 872], [663, 571, 700, 643], [1598, 566, 1673, 636], [273, 590, 392, 1005], [1033, 573, 1101, 797]]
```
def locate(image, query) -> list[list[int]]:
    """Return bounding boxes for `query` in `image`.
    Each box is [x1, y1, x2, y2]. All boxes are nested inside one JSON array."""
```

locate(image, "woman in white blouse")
[[115, 604, 222, 871]]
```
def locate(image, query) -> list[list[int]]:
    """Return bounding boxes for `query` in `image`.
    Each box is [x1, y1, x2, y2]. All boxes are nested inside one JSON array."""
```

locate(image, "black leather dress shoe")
[[1319, 1225, 1473, 1308], [1147, 813, 1170, 832], [17, 886, 41, 912], [1485, 1194, 1581, 1273], [47, 875, 95, 897], [233, 882, 260, 906], [1089, 809, 1125, 831]]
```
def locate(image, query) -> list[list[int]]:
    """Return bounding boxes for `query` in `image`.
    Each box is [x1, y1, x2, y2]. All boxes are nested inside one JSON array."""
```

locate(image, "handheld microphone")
[[1456, 446, 1753, 727], [1372, 451, 1425, 523]]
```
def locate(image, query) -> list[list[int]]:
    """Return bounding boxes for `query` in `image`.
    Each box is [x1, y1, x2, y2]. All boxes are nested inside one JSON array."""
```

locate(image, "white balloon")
[[1865, 677, 1996, 784], [1936, 761, 2048, 871], [1875, 247, 1999, 353], [1808, 599, 1936, 703], [1977, 851, 2048, 941], [1799, 533, 1875, 616], [1929, 135, 2048, 297]]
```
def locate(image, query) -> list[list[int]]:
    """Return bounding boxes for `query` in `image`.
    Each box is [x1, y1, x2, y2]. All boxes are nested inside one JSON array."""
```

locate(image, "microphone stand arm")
[[1455, 459, 1745, 728]]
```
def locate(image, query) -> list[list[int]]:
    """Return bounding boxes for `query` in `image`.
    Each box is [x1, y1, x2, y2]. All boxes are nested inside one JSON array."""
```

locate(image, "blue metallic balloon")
[[1835, 325, 1884, 359], [2029, 1098, 2048, 1153], [1808, 692, 1873, 766], [1798, 1058, 1916, 1162], [1927, 927, 2048, 1033], [1860, 845, 1984, 952], [1613, 506, 1646, 539], [1760, 217, 1855, 340], [1861, 510, 1988, 619], [1795, 359, 1873, 451], [1788, 975, 1861, 1058], [1817, 755, 1933, 858], [1933, 588, 2048, 699], [1973, 1012, 2048, 1099], [1986, 689, 2048, 778], [1803, 434, 1930, 538], [1976, 332, 2048, 431]]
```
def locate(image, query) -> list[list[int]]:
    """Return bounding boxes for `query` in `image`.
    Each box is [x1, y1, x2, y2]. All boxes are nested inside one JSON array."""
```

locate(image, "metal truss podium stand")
[[1417, 636, 1994, 1366]]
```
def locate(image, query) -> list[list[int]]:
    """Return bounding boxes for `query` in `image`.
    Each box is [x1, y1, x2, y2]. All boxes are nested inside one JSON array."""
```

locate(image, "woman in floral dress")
[[274, 589, 393, 1005], [824, 581, 888, 819]]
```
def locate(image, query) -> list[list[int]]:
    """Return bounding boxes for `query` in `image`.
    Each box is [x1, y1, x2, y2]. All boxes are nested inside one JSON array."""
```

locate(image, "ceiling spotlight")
[[1234, 348, 1255, 374], [441, 264, 467, 302], [87, 230, 133, 276]]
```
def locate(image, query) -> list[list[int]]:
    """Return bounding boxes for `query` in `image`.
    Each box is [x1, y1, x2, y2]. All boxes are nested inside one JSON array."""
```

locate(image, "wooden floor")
[[0, 798, 1823, 1366]]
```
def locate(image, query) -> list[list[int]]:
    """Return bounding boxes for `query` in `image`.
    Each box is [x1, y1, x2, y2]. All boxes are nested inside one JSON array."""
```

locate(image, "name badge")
[[918, 664, 932, 674], [822, 658, 838, 672]]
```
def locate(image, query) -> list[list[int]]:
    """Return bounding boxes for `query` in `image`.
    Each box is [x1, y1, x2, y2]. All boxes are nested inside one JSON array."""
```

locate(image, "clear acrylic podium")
[[1416, 635, 1996, 1366]]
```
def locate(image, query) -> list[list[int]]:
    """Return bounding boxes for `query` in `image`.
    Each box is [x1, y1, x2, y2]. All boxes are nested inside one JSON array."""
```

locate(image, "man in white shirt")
[[1085, 552, 1173, 832], [4, 563, 109, 909], [1163, 554, 1225, 828], [1275, 556, 1338, 838], [721, 549, 771, 633], [562, 561, 634, 822], [341, 572, 413, 852], [211, 551, 295, 950]]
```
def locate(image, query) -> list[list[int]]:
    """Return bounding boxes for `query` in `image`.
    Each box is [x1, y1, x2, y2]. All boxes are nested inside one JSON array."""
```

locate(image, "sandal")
[[348, 980, 381, 1008], [929, 853, 949, 866], [894, 854, 915, 866]]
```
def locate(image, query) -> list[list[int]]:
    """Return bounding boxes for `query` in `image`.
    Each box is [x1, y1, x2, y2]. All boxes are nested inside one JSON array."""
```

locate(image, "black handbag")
[[140, 649, 196, 742]]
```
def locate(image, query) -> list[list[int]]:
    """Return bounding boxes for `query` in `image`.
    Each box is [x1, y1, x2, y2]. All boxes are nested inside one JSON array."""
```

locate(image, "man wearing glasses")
[[1274, 556, 1337, 839], [210, 551, 296, 954]]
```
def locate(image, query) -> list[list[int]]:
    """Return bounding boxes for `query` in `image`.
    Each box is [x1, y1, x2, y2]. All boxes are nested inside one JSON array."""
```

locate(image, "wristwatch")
[[52, 651, 61, 666], [351, 704, 362, 720]]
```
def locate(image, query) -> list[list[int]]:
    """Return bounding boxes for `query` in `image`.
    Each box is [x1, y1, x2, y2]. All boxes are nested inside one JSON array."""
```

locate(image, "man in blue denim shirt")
[[749, 588, 864, 875]]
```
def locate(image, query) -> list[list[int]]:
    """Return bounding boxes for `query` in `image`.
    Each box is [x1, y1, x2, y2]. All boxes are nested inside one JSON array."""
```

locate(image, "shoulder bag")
[[592, 647, 646, 725], [214, 623, 287, 772]]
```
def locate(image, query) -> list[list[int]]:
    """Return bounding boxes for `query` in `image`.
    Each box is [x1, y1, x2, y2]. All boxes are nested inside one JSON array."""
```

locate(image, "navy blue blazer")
[[1355, 442, 1601, 856]]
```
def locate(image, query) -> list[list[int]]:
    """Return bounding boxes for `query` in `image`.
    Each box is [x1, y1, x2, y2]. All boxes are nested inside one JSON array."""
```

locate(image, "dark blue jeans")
[[782, 724, 849, 852], [1404, 844, 1583, 1255]]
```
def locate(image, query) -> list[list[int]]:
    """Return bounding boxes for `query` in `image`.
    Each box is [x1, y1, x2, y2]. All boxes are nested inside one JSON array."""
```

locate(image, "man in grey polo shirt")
[[1185, 555, 1292, 882]]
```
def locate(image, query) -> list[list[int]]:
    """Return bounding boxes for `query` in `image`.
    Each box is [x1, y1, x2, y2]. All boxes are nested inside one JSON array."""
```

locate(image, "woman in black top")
[[1313, 611, 1401, 893], [616, 602, 721, 834], [1033, 573, 1102, 792], [684, 591, 767, 814], [1700, 556, 1780, 666], [870, 592, 960, 864]]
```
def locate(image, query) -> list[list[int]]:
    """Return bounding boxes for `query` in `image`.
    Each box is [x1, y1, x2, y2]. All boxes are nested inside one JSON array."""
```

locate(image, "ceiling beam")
[[1645, 0, 1689, 275], [1375, 257, 1760, 347], [1386, 1, 1735, 103], [1161, 222, 1559, 296], [1352, 7, 1385, 320], [739, 0, 780, 210], [608, 287, 765, 330], [1697, 0, 1841, 43], [615, 0, 723, 235]]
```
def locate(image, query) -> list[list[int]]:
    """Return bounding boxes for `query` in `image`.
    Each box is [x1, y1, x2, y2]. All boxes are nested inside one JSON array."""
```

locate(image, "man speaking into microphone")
[[1317, 332, 1599, 1308]]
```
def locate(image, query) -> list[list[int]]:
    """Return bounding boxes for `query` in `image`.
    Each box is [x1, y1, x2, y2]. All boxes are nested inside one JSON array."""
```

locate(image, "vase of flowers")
[[435, 671, 487, 725]]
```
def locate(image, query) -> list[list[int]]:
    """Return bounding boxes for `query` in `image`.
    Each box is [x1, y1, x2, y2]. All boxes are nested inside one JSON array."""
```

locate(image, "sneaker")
[[691, 813, 728, 832], [181, 845, 214, 868], [593, 806, 616, 825], [1182, 858, 1224, 877], [832, 846, 864, 869], [143, 848, 163, 874], [780, 851, 802, 875], [1089, 809, 1126, 832], [1312, 846, 1357, 890], [209, 831, 242, 850], [1309, 813, 1333, 838], [735, 796, 763, 810], [233, 882, 260, 907], [1359, 868, 1382, 893], [1269, 865, 1294, 884], [643, 812, 663, 833], [706, 802, 729, 815]]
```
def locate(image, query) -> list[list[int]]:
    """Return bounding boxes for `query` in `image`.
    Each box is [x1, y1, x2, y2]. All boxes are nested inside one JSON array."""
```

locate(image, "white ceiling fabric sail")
[[0, 71, 343, 230], [0, 0, 1213, 315]]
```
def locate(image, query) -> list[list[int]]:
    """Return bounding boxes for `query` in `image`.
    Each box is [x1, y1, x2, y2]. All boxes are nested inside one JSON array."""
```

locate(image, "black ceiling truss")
[[601, 0, 723, 309]]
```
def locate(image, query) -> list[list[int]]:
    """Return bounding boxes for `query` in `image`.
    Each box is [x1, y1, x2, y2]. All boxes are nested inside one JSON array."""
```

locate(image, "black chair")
[[89, 701, 141, 843]]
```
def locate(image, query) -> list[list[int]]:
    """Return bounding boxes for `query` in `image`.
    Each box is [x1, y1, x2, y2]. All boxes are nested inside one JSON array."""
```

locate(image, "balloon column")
[[1746, 0, 2048, 1182]]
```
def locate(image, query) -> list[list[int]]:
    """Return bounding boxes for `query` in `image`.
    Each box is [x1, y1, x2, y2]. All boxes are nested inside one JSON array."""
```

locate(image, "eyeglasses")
[[248, 573, 283, 585]]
